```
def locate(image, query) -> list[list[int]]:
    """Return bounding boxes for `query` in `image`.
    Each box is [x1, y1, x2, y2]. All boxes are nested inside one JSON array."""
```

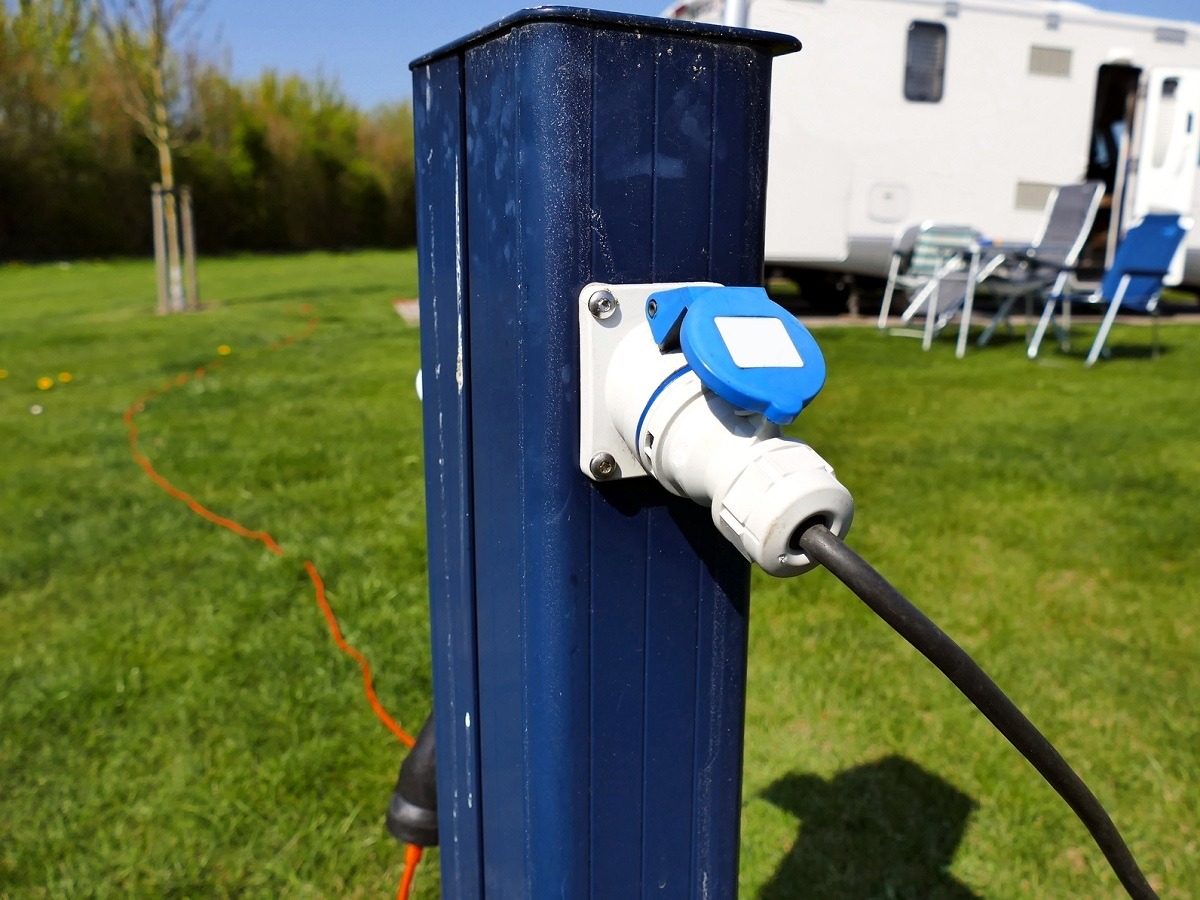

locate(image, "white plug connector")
[[604, 321, 852, 575]]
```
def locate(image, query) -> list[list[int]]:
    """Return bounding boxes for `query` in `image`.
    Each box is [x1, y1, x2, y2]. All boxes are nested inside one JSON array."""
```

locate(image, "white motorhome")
[[666, 0, 1200, 297]]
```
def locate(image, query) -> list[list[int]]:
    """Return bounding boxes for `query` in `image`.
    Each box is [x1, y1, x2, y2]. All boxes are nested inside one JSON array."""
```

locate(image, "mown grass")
[[0, 254, 434, 898], [1, 253, 1197, 898]]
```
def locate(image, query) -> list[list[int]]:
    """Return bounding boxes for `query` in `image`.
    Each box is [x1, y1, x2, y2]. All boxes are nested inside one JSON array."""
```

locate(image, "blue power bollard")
[[411, 9, 800, 897]]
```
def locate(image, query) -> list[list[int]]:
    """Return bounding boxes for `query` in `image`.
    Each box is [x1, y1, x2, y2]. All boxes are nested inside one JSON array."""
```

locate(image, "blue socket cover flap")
[[647, 285, 709, 349], [649, 286, 825, 424]]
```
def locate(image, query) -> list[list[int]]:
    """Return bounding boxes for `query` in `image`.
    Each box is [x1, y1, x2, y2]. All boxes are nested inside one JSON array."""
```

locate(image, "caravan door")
[[1126, 68, 1200, 281]]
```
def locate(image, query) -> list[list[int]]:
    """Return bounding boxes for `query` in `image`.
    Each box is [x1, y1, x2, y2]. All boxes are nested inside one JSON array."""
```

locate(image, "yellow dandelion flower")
[[58, 371, 73, 383], [217, 345, 232, 356], [37, 377, 54, 391]]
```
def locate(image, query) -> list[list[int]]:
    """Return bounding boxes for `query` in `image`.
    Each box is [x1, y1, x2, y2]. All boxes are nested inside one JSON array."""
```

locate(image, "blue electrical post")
[[411, 9, 800, 897]]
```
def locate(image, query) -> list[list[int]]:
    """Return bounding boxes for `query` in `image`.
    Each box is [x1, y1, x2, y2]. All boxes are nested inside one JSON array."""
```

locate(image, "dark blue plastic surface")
[[412, 55, 485, 897], [412, 8, 796, 897], [647, 285, 826, 424]]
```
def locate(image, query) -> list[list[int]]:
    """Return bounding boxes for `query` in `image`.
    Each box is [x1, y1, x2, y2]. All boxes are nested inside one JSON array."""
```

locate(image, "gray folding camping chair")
[[878, 222, 1003, 356], [1027, 212, 1191, 367], [975, 181, 1105, 346]]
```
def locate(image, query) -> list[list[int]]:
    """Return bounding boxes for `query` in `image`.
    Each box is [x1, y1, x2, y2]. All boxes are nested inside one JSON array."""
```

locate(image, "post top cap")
[[410, 5, 801, 70]]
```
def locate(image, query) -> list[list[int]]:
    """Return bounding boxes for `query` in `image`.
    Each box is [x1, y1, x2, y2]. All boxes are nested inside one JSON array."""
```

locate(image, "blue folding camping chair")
[[1027, 213, 1191, 367]]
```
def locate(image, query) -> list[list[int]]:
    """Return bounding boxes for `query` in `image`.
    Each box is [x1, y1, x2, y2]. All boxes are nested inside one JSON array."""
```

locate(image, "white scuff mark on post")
[[465, 712, 471, 729], [590, 208, 616, 275], [456, 318, 465, 391], [455, 161, 466, 393], [428, 197, 437, 337]]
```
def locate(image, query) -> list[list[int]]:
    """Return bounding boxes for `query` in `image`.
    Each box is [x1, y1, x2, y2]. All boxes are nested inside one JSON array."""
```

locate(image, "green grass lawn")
[[1, 253, 1197, 898]]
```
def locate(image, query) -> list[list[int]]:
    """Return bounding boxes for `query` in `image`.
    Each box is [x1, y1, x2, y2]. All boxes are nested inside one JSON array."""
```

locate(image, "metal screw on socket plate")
[[588, 290, 618, 320], [589, 452, 617, 480]]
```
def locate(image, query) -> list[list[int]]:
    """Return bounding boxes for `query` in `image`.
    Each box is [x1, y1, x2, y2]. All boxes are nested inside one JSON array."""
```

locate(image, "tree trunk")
[[153, 65, 185, 312], [151, 184, 169, 314]]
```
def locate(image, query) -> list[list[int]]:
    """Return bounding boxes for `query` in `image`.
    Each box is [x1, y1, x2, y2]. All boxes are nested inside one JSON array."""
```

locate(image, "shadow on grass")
[[1089, 342, 1172, 361], [759, 756, 980, 900], [965, 328, 1175, 362], [1032, 342, 1174, 362]]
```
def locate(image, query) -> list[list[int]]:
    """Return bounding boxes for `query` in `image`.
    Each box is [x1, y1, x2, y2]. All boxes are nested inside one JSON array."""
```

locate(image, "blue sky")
[[199, 1, 1200, 108]]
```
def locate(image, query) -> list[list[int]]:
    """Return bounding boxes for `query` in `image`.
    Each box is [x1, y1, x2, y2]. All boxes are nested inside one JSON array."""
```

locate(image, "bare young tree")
[[96, 0, 206, 312]]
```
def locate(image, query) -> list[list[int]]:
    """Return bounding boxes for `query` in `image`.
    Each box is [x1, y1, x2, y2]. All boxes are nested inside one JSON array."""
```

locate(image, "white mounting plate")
[[578, 281, 719, 481]]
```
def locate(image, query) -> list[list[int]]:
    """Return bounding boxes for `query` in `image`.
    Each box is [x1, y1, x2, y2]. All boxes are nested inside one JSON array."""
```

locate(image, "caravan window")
[[905, 21, 947, 102]]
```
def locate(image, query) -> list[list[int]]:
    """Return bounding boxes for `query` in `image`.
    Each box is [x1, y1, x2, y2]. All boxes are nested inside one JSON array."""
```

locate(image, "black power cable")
[[795, 522, 1156, 900]]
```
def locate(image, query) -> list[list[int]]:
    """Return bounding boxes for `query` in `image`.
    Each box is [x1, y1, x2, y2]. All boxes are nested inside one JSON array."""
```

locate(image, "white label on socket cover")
[[714, 316, 805, 369]]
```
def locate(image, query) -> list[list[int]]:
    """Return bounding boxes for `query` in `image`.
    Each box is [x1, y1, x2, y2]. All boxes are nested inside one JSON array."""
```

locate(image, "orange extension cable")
[[397, 844, 424, 900], [122, 313, 423, 897]]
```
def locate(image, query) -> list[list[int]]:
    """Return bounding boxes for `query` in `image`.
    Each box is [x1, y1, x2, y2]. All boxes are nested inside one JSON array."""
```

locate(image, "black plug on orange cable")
[[387, 713, 439, 848]]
